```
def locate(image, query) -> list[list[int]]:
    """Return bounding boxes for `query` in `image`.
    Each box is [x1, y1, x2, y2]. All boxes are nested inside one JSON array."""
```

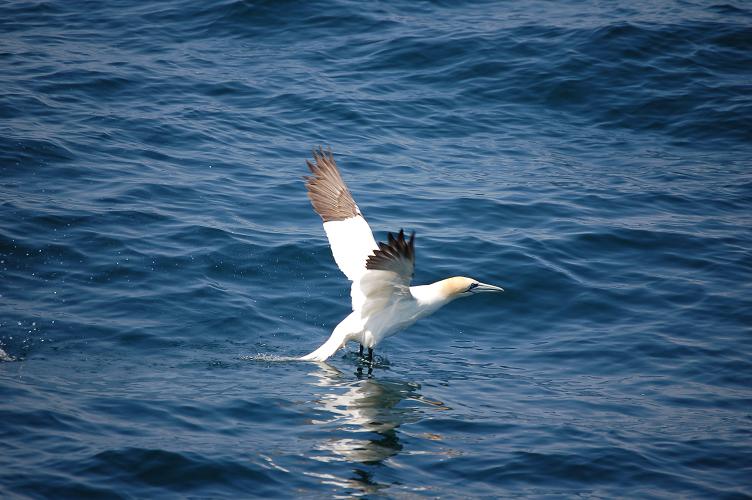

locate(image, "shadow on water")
[[304, 362, 447, 494]]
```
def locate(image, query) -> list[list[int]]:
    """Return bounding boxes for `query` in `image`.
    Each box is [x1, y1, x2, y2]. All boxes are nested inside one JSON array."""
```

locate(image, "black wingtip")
[[365, 228, 417, 276], [311, 145, 333, 163], [305, 159, 316, 174]]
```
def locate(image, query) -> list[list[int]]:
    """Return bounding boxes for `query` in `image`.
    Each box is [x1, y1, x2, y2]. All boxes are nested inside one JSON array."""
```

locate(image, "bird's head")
[[441, 276, 505, 298]]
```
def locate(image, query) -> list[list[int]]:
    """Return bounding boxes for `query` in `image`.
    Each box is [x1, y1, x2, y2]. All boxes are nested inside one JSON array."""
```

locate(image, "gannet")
[[299, 147, 504, 363]]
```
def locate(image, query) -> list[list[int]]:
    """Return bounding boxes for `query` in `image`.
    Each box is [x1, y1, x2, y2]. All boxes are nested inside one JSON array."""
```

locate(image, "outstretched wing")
[[357, 229, 416, 317], [305, 147, 378, 284]]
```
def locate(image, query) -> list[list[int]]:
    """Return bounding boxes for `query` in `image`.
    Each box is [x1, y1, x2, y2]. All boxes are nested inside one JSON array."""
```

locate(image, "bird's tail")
[[298, 334, 344, 362], [299, 314, 359, 362]]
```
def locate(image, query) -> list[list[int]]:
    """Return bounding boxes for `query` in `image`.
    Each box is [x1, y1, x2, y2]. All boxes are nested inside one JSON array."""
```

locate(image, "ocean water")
[[1, 0, 751, 497]]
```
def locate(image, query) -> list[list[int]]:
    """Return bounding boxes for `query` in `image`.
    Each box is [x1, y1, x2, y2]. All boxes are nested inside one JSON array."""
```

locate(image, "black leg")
[[367, 348, 373, 364], [358, 344, 364, 357]]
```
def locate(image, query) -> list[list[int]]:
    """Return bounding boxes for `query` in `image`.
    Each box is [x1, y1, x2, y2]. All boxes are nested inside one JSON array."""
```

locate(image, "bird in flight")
[[299, 147, 504, 363]]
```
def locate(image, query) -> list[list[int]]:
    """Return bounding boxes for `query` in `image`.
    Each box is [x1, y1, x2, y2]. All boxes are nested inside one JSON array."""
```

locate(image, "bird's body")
[[299, 148, 503, 363]]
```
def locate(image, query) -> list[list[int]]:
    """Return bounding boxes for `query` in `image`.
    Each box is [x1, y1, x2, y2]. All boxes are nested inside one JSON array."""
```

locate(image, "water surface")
[[1, 0, 751, 497]]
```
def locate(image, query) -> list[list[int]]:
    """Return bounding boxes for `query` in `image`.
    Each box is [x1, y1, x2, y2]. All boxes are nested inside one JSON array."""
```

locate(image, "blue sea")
[[1, 0, 751, 497]]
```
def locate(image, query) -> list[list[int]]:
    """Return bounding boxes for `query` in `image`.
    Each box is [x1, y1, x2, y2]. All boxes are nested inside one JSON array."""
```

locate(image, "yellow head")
[[440, 276, 505, 298]]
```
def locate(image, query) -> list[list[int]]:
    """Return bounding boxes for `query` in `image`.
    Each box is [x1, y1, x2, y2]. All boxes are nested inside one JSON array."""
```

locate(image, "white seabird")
[[300, 147, 504, 363]]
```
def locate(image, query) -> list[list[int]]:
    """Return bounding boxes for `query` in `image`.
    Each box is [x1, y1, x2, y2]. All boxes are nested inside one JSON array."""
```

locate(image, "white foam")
[[240, 353, 300, 362]]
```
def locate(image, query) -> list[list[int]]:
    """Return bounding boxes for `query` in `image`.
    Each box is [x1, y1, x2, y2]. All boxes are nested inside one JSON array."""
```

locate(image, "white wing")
[[305, 148, 378, 306], [322, 217, 378, 282], [305, 148, 416, 315]]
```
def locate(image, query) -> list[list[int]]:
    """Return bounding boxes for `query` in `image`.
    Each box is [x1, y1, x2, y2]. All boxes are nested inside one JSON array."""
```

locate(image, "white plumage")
[[299, 148, 504, 363]]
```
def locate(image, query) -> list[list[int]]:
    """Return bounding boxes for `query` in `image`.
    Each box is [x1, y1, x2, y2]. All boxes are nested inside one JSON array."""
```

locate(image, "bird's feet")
[[357, 345, 374, 363], [356, 345, 375, 377]]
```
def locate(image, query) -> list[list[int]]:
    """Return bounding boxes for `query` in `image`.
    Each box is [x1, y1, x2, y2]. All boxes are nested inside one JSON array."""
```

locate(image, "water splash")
[[0, 346, 14, 362], [240, 353, 301, 362]]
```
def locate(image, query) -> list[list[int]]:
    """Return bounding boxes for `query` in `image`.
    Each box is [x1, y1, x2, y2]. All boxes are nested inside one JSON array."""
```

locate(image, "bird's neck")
[[409, 280, 459, 315]]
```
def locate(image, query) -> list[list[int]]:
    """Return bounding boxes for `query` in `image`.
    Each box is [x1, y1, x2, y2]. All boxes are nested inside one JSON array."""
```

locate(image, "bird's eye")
[[468, 282, 479, 291]]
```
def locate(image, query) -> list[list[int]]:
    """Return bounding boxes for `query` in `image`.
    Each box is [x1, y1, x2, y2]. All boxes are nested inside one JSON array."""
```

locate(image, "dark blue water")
[[2, 0, 751, 497]]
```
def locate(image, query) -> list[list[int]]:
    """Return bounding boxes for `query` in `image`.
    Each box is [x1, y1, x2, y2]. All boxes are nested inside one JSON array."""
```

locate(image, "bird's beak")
[[472, 282, 505, 293]]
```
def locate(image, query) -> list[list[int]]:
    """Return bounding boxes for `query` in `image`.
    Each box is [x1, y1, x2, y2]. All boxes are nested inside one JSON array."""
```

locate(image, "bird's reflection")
[[305, 361, 448, 494]]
